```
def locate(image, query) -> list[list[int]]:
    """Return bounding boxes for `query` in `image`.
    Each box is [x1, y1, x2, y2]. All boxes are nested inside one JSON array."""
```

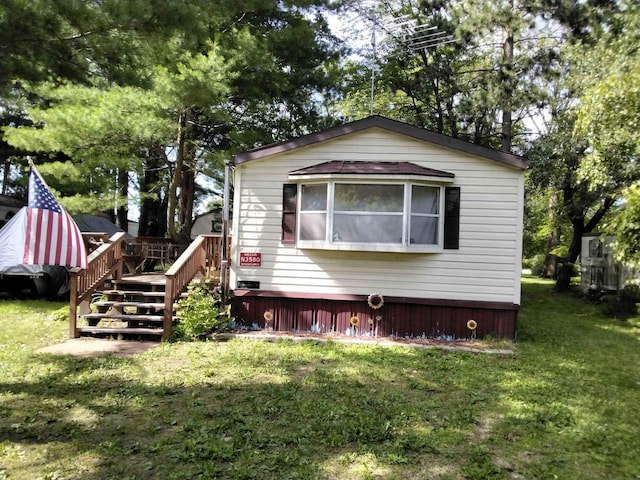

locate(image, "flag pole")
[[23, 163, 88, 270]]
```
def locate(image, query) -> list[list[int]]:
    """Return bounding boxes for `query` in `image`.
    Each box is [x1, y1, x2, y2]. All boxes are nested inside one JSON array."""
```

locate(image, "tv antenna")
[[352, 1, 456, 115]]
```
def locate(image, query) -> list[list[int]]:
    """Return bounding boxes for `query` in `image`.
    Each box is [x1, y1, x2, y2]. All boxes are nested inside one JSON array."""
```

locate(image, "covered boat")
[[0, 207, 70, 298]]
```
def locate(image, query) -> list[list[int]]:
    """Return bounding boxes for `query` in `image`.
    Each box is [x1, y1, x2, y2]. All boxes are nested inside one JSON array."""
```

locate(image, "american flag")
[[23, 166, 88, 269]]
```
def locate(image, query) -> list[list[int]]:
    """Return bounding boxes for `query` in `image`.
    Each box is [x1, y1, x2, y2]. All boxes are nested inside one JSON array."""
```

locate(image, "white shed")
[[230, 116, 527, 339], [191, 207, 223, 239]]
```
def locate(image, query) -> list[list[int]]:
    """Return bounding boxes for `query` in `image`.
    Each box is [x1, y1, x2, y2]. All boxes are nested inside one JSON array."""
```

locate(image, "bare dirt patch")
[[37, 338, 160, 357], [35, 330, 514, 358], [219, 330, 515, 354]]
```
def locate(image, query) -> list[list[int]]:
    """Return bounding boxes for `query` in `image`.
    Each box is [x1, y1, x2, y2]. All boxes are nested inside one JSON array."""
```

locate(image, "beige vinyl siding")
[[231, 128, 524, 304]]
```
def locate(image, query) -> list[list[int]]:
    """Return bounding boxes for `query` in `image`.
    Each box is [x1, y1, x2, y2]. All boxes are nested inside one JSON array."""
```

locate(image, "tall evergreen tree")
[[2, 1, 344, 242], [334, 0, 565, 154]]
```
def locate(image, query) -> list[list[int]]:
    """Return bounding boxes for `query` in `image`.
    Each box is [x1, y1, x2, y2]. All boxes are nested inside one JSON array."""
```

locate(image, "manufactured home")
[[230, 116, 527, 339]]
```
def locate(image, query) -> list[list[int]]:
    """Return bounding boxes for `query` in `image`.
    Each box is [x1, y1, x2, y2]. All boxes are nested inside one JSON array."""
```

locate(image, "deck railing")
[[69, 233, 227, 341], [69, 231, 126, 338], [163, 235, 227, 340]]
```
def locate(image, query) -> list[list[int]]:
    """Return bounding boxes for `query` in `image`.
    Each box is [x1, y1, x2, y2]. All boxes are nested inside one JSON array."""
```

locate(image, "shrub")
[[529, 254, 546, 277], [603, 283, 640, 319], [173, 282, 231, 340], [49, 306, 69, 323]]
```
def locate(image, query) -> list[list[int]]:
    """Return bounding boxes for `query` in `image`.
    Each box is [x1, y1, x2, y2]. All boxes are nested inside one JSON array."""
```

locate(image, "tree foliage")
[[0, 0, 205, 90], [527, 110, 619, 289], [334, 0, 571, 154], [572, 2, 640, 266], [1, 1, 343, 241]]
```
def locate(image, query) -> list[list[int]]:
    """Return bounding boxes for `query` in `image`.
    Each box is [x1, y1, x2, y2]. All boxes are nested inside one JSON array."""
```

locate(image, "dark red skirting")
[[231, 290, 518, 340]]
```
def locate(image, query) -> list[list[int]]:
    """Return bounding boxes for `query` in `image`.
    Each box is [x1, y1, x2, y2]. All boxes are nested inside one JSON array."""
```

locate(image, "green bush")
[[173, 282, 231, 340], [529, 254, 547, 277], [49, 306, 69, 323], [621, 283, 640, 302], [603, 283, 640, 319]]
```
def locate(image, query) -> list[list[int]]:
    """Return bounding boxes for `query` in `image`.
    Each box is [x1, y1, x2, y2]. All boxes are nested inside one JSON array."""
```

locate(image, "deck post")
[[113, 239, 123, 281], [221, 159, 231, 302], [163, 275, 175, 341], [69, 270, 79, 338]]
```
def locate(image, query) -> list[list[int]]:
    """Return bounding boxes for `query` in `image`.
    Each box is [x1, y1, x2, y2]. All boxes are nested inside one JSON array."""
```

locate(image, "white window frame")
[[297, 180, 445, 253]]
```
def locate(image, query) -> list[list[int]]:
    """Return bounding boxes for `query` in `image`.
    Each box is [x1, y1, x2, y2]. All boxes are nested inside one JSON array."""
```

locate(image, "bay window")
[[296, 181, 445, 252]]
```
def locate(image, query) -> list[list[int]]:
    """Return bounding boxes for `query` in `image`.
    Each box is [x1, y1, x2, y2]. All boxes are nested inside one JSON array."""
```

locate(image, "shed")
[[230, 116, 527, 339], [191, 207, 224, 239]]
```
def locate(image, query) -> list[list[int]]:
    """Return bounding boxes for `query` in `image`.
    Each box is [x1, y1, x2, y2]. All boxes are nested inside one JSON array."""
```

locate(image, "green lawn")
[[1, 277, 639, 480]]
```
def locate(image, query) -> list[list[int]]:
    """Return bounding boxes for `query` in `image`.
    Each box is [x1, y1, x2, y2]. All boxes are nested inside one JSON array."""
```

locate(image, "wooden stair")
[[70, 233, 228, 341], [77, 274, 175, 339]]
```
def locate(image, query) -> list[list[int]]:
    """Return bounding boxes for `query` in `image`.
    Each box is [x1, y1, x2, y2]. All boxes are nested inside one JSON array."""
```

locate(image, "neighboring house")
[[191, 207, 224, 239], [125, 219, 139, 238], [0, 194, 25, 229], [74, 214, 129, 238], [580, 234, 639, 294], [75, 214, 138, 237], [230, 116, 527, 339]]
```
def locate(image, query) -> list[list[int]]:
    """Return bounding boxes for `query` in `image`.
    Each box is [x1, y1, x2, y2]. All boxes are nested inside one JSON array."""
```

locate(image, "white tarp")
[[0, 206, 71, 296], [0, 206, 45, 276]]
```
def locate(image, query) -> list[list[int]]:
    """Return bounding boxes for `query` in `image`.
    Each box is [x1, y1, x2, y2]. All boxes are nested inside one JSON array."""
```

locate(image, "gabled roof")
[[73, 214, 128, 237], [233, 115, 528, 170], [0, 194, 26, 209], [289, 160, 455, 178]]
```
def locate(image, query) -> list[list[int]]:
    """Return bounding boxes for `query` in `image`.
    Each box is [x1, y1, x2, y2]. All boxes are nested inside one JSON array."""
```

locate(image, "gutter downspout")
[[221, 158, 231, 303]]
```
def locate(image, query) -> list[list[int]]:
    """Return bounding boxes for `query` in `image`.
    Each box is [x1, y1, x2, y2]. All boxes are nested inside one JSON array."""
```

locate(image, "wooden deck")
[[70, 234, 227, 340], [116, 273, 168, 285]]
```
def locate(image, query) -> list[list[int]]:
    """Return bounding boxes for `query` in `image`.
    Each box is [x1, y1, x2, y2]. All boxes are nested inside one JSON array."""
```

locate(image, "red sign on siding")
[[239, 252, 262, 267]]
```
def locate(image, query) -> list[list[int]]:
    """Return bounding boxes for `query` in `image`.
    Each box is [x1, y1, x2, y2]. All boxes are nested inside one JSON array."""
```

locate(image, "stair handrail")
[[162, 235, 226, 340], [163, 235, 206, 340], [69, 231, 126, 338]]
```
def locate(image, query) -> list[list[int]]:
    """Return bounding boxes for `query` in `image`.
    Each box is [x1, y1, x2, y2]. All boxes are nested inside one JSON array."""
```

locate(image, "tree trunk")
[[500, 26, 514, 153], [555, 220, 583, 292], [179, 163, 195, 240], [446, 97, 458, 138], [543, 247, 558, 279], [117, 169, 128, 233], [167, 108, 194, 244], [542, 191, 559, 278], [138, 144, 167, 238], [1, 162, 10, 195], [433, 79, 445, 135]]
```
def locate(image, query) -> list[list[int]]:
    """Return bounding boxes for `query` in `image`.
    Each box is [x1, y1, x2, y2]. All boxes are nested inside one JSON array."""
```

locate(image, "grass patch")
[[0, 277, 639, 479]]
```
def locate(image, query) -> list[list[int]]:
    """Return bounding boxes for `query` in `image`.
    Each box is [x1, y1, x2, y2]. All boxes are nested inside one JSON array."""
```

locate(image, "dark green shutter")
[[444, 186, 460, 250], [282, 184, 297, 244]]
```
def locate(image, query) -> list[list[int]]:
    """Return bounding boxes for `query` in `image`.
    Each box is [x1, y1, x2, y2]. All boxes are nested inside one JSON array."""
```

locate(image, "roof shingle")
[[289, 160, 455, 178]]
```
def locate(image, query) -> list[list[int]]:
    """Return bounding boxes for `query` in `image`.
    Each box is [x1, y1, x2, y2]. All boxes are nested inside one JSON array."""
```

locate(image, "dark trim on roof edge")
[[288, 160, 455, 178], [0, 194, 26, 208], [233, 115, 528, 170]]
